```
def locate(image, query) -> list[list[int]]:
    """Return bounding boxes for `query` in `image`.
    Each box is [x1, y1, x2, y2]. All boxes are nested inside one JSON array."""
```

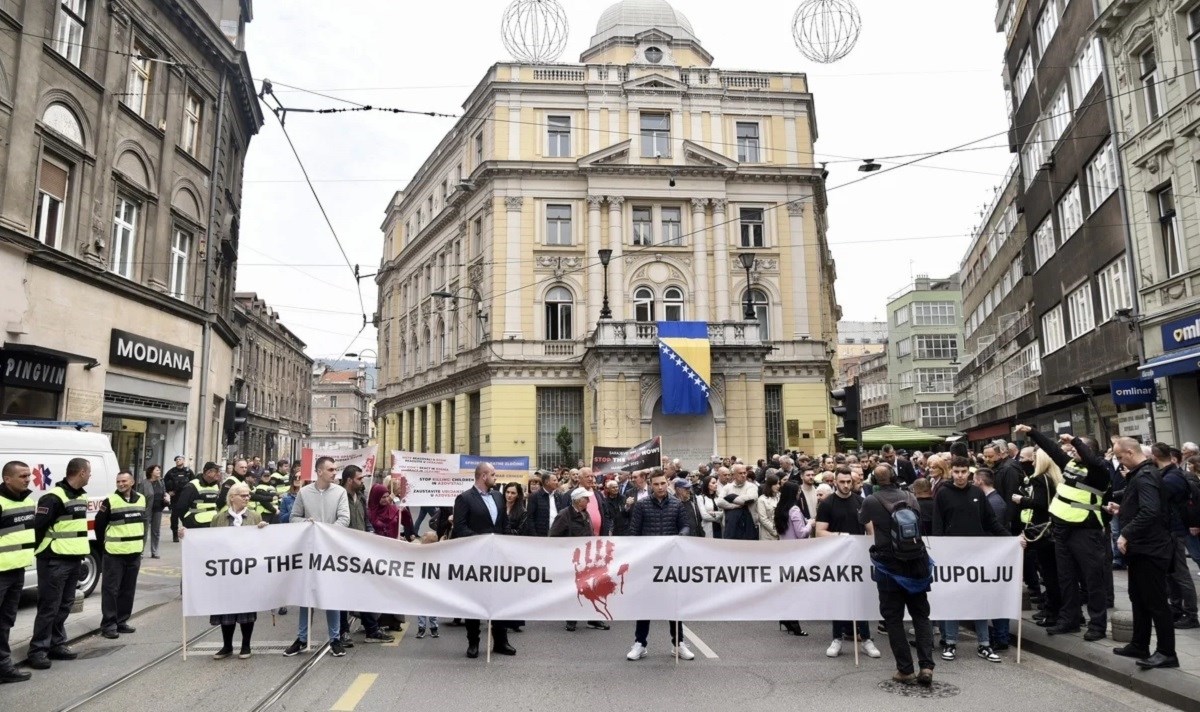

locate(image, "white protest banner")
[[391, 452, 530, 507], [183, 524, 1021, 621], [298, 446, 377, 483]]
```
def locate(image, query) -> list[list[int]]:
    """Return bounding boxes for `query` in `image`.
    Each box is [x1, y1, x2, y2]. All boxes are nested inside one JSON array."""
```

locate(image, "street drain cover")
[[80, 645, 124, 659], [877, 680, 960, 698]]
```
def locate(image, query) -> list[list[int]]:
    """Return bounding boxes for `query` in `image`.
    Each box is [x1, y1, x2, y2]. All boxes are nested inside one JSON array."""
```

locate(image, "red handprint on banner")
[[572, 539, 629, 621]]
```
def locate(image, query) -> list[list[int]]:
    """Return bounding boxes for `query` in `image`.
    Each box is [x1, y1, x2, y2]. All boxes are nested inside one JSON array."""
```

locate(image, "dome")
[[589, 0, 700, 47]]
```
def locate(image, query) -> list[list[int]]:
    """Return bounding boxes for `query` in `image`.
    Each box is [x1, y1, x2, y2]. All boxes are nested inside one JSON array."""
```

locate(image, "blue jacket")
[[277, 492, 296, 524], [629, 493, 690, 536]]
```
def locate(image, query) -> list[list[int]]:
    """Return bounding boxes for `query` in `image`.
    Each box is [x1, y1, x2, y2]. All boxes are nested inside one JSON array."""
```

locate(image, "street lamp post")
[[431, 286, 488, 340], [738, 252, 757, 320], [598, 249, 613, 320]]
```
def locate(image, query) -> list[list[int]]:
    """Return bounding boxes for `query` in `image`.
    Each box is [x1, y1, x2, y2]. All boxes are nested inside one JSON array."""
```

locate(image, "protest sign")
[[592, 436, 663, 475], [297, 447, 377, 483], [391, 451, 530, 506], [183, 525, 1021, 622]]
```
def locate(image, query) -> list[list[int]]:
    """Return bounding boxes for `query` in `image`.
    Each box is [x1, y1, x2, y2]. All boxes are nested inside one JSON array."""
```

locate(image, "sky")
[[237, 0, 1012, 358]]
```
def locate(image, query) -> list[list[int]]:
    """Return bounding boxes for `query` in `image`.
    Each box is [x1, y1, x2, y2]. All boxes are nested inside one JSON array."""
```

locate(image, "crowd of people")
[[1, 430, 1197, 686]]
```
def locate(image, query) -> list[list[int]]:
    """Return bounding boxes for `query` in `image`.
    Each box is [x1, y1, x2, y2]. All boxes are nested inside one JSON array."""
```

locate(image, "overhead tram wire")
[[258, 83, 369, 323]]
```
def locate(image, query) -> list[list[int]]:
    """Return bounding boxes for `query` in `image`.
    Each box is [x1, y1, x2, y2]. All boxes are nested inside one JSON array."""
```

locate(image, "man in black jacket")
[[1109, 438, 1177, 669], [524, 471, 568, 536], [163, 455, 193, 542], [1016, 425, 1111, 640], [599, 479, 629, 535], [881, 445, 917, 487], [984, 440, 1024, 532], [626, 470, 692, 661], [452, 462, 513, 659], [1153, 444, 1200, 629]]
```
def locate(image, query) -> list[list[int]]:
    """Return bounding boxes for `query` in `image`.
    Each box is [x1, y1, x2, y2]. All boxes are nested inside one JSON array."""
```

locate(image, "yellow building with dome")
[[374, 0, 841, 469]]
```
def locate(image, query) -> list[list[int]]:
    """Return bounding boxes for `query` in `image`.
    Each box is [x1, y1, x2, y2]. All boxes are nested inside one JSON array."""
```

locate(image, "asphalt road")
[[5, 533, 1181, 712]]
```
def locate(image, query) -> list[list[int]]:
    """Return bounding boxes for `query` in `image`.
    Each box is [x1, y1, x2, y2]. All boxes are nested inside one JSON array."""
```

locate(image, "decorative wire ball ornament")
[[501, 0, 570, 63], [792, 0, 863, 64]]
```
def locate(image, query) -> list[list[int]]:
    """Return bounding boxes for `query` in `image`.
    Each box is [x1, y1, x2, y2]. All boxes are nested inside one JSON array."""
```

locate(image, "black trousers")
[[876, 577, 935, 675], [464, 619, 509, 648], [100, 553, 141, 631], [633, 619, 681, 646], [340, 609, 383, 636], [31, 557, 81, 655], [1127, 555, 1175, 657], [169, 507, 181, 539], [1032, 539, 1061, 615], [0, 568, 24, 670], [1052, 526, 1107, 632]]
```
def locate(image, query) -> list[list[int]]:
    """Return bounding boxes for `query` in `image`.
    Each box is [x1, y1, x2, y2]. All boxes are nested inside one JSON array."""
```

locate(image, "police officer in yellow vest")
[[95, 471, 145, 639], [0, 461, 36, 683], [1016, 424, 1112, 641], [217, 458, 250, 510], [249, 473, 279, 522], [175, 462, 222, 537], [28, 457, 92, 670], [269, 458, 291, 500]]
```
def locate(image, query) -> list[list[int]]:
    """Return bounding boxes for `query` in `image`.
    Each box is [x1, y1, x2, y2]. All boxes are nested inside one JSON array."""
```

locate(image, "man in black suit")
[[880, 445, 917, 487], [452, 461, 515, 659], [524, 471, 568, 536]]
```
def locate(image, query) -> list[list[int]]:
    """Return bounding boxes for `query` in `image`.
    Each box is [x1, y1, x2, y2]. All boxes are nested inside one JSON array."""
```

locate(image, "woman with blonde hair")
[[1013, 448, 1061, 626], [210, 482, 267, 659]]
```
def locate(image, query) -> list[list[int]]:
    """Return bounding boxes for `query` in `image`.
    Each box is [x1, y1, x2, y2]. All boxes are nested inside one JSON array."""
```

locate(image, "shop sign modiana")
[[109, 330, 194, 381]]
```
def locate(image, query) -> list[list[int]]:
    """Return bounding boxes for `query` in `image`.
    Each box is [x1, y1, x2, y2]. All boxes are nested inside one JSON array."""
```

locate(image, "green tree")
[[555, 425, 574, 467]]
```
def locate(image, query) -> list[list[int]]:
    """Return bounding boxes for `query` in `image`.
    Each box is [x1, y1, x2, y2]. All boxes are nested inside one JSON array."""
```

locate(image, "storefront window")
[[0, 386, 59, 420]]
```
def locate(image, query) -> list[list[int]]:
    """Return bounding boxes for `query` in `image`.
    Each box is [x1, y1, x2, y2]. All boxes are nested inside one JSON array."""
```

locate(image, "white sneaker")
[[862, 639, 882, 658], [626, 642, 647, 661], [673, 641, 695, 660], [826, 638, 843, 657]]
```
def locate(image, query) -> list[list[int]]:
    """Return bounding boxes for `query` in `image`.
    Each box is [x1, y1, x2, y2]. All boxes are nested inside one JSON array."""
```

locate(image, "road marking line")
[[681, 625, 719, 659], [330, 673, 378, 711], [381, 622, 408, 647]]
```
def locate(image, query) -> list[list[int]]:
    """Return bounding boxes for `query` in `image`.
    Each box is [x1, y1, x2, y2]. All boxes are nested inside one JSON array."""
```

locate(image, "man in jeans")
[[860, 464, 935, 687], [283, 456, 350, 657], [933, 459, 1009, 663], [337, 465, 394, 645]]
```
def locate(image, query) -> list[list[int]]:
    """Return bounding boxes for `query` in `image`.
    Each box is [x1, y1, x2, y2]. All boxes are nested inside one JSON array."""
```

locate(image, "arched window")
[[43, 103, 83, 145], [746, 288, 770, 339], [545, 286, 573, 340], [424, 328, 433, 367], [435, 319, 446, 360], [328, 416, 337, 432], [663, 287, 684, 321], [634, 287, 655, 322], [399, 339, 407, 375]]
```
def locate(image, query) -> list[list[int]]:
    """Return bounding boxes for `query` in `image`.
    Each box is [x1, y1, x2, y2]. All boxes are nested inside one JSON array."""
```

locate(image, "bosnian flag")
[[657, 322, 711, 415]]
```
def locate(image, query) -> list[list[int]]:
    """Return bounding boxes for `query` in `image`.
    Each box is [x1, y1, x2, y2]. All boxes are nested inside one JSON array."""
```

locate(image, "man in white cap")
[[551, 488, 610, 632]]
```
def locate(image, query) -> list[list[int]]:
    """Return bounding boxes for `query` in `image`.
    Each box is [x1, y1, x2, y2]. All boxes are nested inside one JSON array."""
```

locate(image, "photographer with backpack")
[[859, 464, 935, 687]]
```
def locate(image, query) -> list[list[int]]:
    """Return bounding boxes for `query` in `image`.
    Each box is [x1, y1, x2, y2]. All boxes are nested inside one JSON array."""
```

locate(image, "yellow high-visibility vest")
[[0, 493, 36, 571], [34, 487, 89, 556], [104, 492, 146, 555]]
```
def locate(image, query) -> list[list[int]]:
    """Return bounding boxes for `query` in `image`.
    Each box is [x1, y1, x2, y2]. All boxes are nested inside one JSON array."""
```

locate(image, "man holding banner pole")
[[626, 469, 694, 662], [452, 461, 515, 659]]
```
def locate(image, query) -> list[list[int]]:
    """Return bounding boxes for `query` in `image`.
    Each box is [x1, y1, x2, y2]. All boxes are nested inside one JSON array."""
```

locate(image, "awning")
[[967, 422, 1011, 441], [856, 424, 945, 447], [1139, 345, 1200, 379]]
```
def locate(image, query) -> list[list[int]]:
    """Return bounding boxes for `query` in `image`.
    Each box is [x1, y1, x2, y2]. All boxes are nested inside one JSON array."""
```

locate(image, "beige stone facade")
[[309, 366, 371, 450], [374, 1, 840, 468], [0, 0, 260, 473]]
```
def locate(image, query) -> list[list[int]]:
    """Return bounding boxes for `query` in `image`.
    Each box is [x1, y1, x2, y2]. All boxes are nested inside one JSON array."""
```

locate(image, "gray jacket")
[[290, 482, 350, 526]]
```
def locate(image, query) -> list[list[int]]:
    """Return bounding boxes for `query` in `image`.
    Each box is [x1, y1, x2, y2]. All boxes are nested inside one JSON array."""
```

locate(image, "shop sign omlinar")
[[109, 329, 194, 381]]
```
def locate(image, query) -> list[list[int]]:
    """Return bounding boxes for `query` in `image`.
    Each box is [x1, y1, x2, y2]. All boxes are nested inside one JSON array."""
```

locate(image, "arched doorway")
[[651, 398, 716, 470]]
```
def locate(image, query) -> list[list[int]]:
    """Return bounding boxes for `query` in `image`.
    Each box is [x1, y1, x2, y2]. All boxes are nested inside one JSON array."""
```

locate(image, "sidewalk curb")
[[1020, 629, 1200, 712], [11, 587, 180, 664]]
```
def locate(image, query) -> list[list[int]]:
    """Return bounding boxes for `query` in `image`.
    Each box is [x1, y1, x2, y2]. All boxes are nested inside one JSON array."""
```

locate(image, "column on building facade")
[[606, 197, 626, 319], [711, 198, 731, 321], [441, 398, 453, 453], [398, 410, 407, 451], [690, 198, 710, 321], [586, 196, 604, 326], [503, 196, 523, 339], [787, 201, 810, 337]]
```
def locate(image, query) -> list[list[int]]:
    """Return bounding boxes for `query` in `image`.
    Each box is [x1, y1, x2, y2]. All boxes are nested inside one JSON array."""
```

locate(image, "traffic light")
[[223, 400, 248, 445], [830, 383, 861, 447]]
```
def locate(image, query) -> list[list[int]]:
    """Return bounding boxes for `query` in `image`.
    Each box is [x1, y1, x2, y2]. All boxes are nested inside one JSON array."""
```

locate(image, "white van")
[[0, 421, 121, 597]]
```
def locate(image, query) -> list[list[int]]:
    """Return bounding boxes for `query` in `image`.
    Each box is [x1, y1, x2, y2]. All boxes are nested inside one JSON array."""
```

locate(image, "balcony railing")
[[592, 321, 763, 347]]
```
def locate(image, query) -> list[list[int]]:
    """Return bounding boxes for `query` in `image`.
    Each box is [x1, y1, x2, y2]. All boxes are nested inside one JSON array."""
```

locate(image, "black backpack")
[[887, 498, 926, 561]]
